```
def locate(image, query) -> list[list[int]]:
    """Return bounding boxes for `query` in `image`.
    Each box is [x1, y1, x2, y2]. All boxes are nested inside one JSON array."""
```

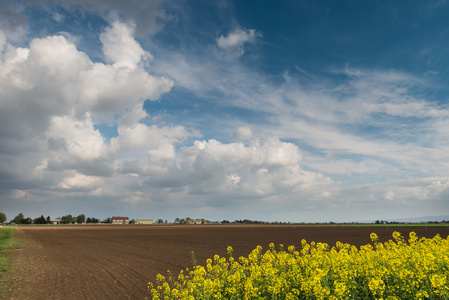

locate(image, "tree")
[[13, 213, 24, 224], [86, 217, 100, 224], [61, 215, 74, 224], [34, 215, 46, 224], [174, 218, 180, 224], [46, 216, 51, 224], [0, 212, 6, 224], [129, 219, 136, 224], [22, 217, 32, 224], [76, 214, 85, 224]]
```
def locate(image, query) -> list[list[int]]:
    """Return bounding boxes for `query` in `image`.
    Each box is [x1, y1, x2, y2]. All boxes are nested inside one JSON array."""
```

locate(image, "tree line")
[[174, 217, 210, 224], [0, 212, 109, 225]]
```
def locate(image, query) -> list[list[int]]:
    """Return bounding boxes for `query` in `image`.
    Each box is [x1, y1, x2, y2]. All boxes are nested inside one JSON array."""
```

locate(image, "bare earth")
[[4, 225, 448, 300]]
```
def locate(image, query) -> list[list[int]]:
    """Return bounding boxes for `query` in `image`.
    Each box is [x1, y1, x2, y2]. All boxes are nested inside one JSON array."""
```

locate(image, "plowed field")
[[5, 225, 448, 300]]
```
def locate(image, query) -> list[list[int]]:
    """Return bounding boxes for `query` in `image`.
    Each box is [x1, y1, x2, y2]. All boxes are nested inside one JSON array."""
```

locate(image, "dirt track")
[[4, 225, 448, 300]]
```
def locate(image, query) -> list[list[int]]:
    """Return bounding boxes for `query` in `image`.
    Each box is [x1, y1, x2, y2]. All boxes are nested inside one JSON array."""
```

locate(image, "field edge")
[[0, 227, 24, 298]]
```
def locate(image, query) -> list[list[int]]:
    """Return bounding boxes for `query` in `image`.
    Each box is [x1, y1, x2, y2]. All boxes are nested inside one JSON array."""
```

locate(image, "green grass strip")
[[0, 227, 17, 290]]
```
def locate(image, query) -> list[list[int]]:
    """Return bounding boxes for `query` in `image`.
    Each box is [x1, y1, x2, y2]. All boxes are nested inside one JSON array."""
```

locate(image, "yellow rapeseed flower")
[[148, 232, 449, 300]]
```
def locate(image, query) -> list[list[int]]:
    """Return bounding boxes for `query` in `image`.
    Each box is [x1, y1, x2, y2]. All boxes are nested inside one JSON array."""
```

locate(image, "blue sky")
[[1, 0, 448, 222]]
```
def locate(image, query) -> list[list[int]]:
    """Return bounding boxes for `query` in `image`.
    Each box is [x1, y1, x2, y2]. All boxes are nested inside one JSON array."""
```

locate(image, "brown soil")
[[3, 224, 448, 300]]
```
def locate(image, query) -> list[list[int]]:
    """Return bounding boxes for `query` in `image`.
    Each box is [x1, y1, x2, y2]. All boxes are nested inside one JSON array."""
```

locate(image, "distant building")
[[136, 219, 153, 225], [112, 217, 129, 224]]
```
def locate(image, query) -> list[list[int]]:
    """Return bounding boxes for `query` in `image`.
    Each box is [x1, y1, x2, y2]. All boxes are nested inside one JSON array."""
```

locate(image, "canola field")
[[149, 231, 449, 300]]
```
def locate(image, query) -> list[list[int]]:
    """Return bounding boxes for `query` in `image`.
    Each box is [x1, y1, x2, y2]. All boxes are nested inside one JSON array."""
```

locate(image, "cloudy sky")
[[1, 0, 449, 223]]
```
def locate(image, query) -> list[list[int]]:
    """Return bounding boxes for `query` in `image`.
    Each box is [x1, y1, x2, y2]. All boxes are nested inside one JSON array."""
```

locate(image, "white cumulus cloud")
[[217, 28, 259, 49], [0, 21, 181, 204], [100, 21, 152, 69], [232, 126, 253, 141], [216, 28, 260, 58]]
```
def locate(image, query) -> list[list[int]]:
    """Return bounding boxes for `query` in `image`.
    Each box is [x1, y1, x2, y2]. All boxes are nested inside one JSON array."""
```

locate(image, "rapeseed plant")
[[147, 232, 449, 300]]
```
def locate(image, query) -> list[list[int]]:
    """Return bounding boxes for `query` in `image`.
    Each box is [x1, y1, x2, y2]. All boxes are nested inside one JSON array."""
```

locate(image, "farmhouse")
[[136, 219, 153, 225], [112, 217, 129, 224]]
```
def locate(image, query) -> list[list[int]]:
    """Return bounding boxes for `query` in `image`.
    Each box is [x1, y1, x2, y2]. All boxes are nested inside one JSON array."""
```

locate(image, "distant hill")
[[361, 215, 449, 223], [384, 215, 449, 223]]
